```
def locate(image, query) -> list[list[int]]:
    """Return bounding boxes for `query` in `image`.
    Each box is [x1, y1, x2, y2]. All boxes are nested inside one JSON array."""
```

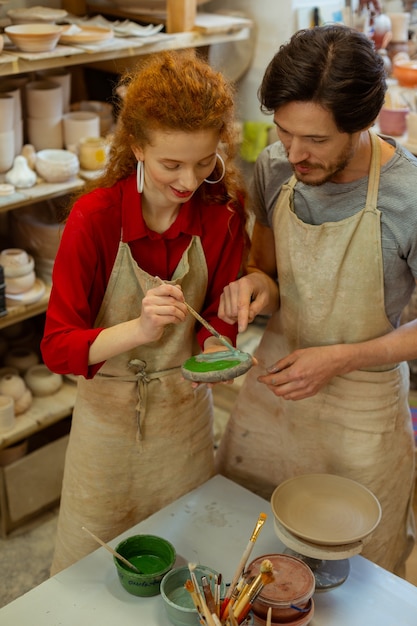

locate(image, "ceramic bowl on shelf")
[[0, 248, 31, 274], [7, 7, 68, 25], [4, 24, 64, 53], [35, 149, 79, 183], [24, 364, 63, 397], [5, 270, 36, 294], [392, 60, 417, 87]]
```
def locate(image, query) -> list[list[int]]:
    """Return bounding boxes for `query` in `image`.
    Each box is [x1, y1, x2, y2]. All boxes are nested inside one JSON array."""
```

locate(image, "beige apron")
[[217, 133, 415, 574], [51, 236, 215, 575]]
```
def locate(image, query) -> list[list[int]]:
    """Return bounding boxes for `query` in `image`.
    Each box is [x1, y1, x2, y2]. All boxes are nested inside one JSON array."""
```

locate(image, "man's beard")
[[290, 137, 354, 186]]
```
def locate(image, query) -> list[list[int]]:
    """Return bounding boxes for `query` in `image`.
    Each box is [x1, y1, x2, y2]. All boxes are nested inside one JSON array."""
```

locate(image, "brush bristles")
[[260, 558, 273, 574]]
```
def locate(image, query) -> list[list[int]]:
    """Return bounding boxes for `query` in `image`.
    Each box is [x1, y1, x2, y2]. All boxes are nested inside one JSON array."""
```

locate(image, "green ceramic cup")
[[113, 534, 176, 597]]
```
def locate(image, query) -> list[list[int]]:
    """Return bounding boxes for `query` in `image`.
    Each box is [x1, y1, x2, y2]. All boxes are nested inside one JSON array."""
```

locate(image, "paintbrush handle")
[[81, 526, 139, 572], [154, 276, 234, 352], [183, 302, 234, 352], [224, 540, 253, 600]]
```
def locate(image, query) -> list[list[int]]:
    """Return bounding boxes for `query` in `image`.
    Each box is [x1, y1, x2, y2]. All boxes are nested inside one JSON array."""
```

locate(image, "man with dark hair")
[[217, 25, 416, 576]]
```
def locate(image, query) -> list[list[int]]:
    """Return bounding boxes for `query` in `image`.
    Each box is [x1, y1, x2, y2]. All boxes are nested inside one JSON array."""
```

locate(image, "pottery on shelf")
[[21, 144, 37, 170], [14, 387, 33, 414], [0, 248, 32, 275], [0, 373, 31, 414], [0, 247, 37, 295], [5, 155, 37, 189], [25, 364, 63, 397], [5, 270, 36, 294], [35, 149, 79, 183]]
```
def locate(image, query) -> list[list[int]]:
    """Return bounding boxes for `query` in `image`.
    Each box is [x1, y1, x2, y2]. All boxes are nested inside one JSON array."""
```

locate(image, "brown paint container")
[[247, 553, 315, 625]]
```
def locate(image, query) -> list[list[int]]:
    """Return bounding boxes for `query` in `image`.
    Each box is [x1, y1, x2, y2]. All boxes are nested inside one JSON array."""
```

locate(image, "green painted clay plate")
[[181, 349, 253, 382]]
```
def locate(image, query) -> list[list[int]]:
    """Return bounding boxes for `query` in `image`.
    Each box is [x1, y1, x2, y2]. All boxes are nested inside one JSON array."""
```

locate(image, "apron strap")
[[365, 131, 381, 208]]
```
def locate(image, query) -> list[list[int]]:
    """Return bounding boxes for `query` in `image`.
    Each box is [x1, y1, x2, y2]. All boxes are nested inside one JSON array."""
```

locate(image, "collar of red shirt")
[[121, 173, 202, 243]]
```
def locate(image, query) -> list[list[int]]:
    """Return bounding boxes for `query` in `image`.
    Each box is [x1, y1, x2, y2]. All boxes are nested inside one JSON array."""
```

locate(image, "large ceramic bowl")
[[35, 149, 79, 183], [270, 473, 381, 546], [5, 24, 63, 53], [393, 60, 417, 88]]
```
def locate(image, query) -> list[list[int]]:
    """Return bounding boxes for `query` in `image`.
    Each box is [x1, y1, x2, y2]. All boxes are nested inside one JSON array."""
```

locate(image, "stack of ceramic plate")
[[270, 474, 382, 560]]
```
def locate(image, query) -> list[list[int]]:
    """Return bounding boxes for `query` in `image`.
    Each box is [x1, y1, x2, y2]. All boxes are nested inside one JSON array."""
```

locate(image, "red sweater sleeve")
[[41, 189, 121, 378]]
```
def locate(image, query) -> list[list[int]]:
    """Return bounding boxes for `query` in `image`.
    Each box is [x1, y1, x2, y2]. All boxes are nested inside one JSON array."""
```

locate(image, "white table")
[[1, 475, 417, 624]]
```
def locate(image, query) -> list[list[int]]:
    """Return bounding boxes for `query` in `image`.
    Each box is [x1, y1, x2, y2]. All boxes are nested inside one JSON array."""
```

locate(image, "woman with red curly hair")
[[42, 50, 248, 574]]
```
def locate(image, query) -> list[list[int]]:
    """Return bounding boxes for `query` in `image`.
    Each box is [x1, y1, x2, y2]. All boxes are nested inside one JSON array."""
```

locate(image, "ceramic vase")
[[25, 364, 63, 397]]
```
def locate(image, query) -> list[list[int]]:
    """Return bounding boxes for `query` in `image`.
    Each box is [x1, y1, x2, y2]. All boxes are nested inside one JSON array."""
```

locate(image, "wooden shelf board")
[[0, 382, 77, 450], [0, 27, 251, 77], [1, 284, 50, 330], [0, 178, 84, 215]]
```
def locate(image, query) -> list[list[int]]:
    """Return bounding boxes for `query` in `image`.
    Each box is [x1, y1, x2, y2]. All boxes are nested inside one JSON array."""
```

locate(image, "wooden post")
[[166, 0, 196, 33]]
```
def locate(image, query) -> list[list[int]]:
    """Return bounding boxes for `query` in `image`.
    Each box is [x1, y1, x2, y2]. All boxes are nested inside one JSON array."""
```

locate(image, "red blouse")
[[41, 173, 245, 378]]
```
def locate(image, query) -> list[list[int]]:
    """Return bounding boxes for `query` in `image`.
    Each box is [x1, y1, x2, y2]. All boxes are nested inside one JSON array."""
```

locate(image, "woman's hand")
[[138, 283, 187, 343]]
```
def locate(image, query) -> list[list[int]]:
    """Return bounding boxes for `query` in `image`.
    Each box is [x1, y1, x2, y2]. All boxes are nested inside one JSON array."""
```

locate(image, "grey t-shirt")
[[251, 136, 417, 327]]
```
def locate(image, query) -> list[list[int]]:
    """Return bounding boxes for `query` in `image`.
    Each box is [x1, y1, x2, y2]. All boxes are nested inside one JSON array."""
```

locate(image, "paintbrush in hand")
[[154, 276, 235, 352]]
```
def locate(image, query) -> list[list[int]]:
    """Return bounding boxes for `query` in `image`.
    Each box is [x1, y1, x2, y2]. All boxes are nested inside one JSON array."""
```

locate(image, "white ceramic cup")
[[27, 115, 63, 151], [0, 130, 15, 173], [25, 80, 63, 120], [0, 94, 15, 132], [387, 12, 410, 42], [77, 100, 114, 135], [63, 111, 100, 151], [1, 74, 30, 118], [0, 83, 22, 123], [36, 68, 71, 113]]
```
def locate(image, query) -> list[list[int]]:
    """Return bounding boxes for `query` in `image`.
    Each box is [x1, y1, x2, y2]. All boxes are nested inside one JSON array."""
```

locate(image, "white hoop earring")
[[204, 153, 225, 184], [137, 160, 144, 193]]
